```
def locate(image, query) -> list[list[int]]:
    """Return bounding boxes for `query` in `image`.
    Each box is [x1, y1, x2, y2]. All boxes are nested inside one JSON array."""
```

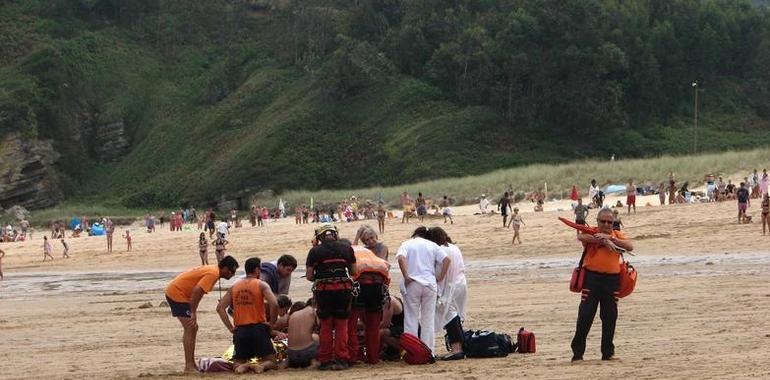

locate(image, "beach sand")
[[1, 193, 770, 379]]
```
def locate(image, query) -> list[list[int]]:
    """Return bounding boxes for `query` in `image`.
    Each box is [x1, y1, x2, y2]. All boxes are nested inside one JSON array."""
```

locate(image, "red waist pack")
[[617, 259, 637, 298], [570, 248, 587, 293], [517, 328, 536, 353]]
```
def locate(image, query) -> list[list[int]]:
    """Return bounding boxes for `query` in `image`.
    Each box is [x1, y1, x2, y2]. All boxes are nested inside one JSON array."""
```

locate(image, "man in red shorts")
[[626, 179, 636, 215]]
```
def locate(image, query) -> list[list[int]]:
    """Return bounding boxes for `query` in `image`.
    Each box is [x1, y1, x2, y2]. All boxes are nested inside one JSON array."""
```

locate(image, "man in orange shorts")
[[165, 256, 239, 372]]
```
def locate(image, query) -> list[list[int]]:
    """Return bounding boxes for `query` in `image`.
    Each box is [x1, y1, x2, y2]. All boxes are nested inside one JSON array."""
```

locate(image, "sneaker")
[[441, 352, 465, 361], [601, 355, 617, 361], [318, 361, 335, 371]]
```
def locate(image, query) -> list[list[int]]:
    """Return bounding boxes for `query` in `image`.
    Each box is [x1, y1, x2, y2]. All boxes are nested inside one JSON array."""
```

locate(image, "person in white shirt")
[[588, 179, 599, 207], [478, 194, 489, 214], [396, 227, 451, 354], [430, 227, 467, 360], [216, 219, 229, 239]]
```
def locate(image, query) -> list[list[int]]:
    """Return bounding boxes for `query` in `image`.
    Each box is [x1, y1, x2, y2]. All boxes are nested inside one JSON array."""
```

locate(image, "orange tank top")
[[231, 278, 266, 326]]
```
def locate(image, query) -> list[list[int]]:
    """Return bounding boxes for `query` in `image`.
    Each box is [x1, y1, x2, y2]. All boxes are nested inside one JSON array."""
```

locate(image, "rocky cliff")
[[93, 121, 131, 162], [0, 133, 63, 210]]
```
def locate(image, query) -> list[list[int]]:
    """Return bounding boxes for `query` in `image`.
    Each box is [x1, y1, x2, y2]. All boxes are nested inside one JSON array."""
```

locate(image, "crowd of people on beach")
[[165, 223, 468, 373]]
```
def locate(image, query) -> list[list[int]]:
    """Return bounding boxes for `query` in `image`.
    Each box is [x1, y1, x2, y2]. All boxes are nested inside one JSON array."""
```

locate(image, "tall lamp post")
[[692, 81, 702, 154]]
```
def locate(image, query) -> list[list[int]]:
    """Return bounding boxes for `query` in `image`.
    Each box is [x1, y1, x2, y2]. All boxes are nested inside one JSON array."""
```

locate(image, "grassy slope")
[[262, 147, 770, 210], [2, 3, 770, 211]]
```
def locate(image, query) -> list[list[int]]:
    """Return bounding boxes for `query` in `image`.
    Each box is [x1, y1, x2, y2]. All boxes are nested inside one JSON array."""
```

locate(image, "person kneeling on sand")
[[165, 256, 239, 372], [283, 298, 321, 369], [216, 257, 279, 374], [379, 296, 405, 360]]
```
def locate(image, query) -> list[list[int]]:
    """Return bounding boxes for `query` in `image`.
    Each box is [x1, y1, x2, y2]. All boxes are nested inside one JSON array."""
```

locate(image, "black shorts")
[[314, 282, 353, 319], [165, 295, 191, 318], [352, 282, 386, 312], [575, 219, 586, 225], [233, 324, 275, 360]]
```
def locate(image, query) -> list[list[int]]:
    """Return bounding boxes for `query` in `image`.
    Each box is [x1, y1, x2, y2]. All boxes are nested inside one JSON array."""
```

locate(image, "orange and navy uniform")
[[165, 265, 219, 303], [231, 278, 267, 326], [581, 230, 628, 274]]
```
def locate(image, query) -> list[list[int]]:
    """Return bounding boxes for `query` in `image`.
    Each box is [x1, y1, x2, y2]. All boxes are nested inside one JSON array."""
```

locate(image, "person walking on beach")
[[571, 209, 634, 362], [105, 217, 114, 253], [123, 230, 132, 252], [376, 201, 386, 234], [43, 236, 54, 261], [212, 235, 228, 263], [737, 182, 750, 223], [658, 182, 666, 205], [216, 257, 280, 374], [574, 198, 589, 226], [441, 195, 454, 224], [626, 179, 636, 215], [0, 248, 6, 280], [511, 208, 524, 244], [498, 192, 513, 228], [165, 256, 239, 373], [416, 192, 427, 223], [761, 194, 770, 234], [401, 192, 411, 224], [198, 233, 208, 265], [61, 238, 70, 259]]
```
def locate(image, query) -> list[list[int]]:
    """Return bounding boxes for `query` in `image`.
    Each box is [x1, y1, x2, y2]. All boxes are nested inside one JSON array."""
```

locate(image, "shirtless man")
[[379, 296, 404, 360], [626, 179, 636, 215], [285, 300, 321, 369], [216, 257, 278, 374], [401, 192, 411, 224]]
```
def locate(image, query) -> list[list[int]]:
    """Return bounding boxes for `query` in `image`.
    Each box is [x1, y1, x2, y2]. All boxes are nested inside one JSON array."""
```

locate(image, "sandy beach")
[[2, 192, 770, 380]]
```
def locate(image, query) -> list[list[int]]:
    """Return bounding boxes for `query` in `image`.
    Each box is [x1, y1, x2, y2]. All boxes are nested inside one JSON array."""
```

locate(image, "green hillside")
[[1, 0, 770, 209]]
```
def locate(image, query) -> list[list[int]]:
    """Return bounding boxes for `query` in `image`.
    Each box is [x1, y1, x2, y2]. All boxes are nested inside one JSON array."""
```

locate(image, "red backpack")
[[400, 332, 435, 364], [517, 328, 536, 353]]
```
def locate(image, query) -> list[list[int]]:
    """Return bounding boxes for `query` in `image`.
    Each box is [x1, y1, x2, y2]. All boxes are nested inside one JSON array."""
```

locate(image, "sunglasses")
[[598, 219, 614, 224]]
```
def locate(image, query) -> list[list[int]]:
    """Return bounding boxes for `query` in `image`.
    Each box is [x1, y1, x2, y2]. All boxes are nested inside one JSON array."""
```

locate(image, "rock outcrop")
[[93, 121, 131, 162], [0, 133, 63, 210]]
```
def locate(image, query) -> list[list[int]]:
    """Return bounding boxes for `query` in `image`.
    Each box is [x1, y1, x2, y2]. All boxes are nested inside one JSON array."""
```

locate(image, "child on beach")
[[212, 235, 228, 262], [511, 208, 524, 244], [123, 230, 132, 252], [43, 236, 54, 261], [0, 248, 5, 280], [61, 239, 70, 258], [198, 233, 209, 265], [612, 210, 624, 231]]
